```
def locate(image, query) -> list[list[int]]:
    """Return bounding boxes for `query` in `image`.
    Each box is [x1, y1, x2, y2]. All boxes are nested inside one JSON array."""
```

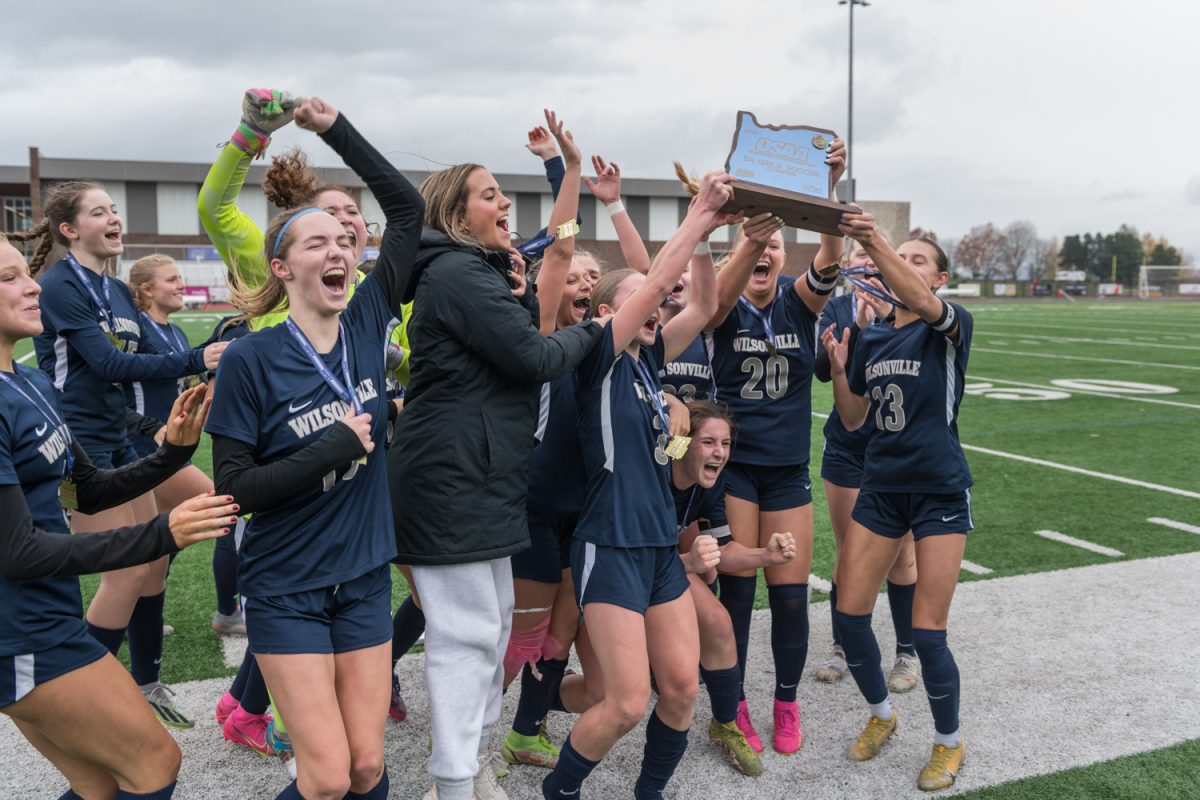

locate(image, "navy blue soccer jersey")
[[659, 333, 714, 403], [527, 372, 587, 518], [710, 276, 820, 465], [204, 276, 398, 597], [126, 315, 191, 425], [0, 365, 87, 655], [573, 326, 675, 548], [818, 294, 871, 456], [672, 471, 731, 545], [35, 257, 204, 455], [847, 303, 975, 493]]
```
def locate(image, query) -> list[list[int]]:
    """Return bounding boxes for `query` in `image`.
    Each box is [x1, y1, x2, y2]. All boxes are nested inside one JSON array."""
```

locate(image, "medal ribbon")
[[65, 252, 117, 333], [677, 485, 699, 536], [737, 287, 783, 348], [629, 352, 671, 436], [284, 319, 364, 415], [0, 371, 74, 475], [139, 312, 188, 353], [839, 266, 908, 311]]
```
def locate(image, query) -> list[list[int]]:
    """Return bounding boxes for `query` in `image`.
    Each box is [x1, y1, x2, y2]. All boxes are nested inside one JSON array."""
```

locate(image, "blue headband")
[[272, 207, 325, 260]]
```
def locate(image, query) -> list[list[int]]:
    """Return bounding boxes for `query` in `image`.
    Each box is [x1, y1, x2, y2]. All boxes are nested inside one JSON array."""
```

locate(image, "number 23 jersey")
[[710, 276, 819, 466], [847, 303, 974, 494]]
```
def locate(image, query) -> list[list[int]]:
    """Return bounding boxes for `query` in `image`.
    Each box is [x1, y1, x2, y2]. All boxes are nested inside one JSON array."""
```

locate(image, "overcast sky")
[[2, 0, 1197, 259]]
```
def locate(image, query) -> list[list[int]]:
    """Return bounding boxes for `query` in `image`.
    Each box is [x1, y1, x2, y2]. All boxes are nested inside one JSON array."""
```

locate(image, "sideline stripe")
[[1034, 529, 1124, 557], [969, 375, 1200, 410], [960, 559, 993, 575], [961, 444, 1200, 500], [1147, 517, 1200, 536], [808, 574, 832, 593], [809, 412, 1200, 500], [16, 352, 34, 363], [973, 347, 1200, 373]]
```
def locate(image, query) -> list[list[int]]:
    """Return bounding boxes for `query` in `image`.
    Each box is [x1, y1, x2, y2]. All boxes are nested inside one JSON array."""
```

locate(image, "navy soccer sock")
[[913, 628, 960, 736], [717, 573, 756, 700], [887, 581, 917, 656], [391, 596, 425, 665], [542, 735, 598, 799], [634, 710, 690, 800], [832, 609, 889, 707], [346, 766, 389, 799], [699, 665, 741, 725], [239, 656, 270, 716], [274, 781, 304, 800], [768, 583, 809, 702], [127, 591, 165, 687], [86, 621, 125, 657], [514, 656, 568, 737], [829, 582, 841, 647], [212, 537, 239, 616], [229, 649, 252, 701], [57, 791, 84, 800], [113, 783, 176, 799]]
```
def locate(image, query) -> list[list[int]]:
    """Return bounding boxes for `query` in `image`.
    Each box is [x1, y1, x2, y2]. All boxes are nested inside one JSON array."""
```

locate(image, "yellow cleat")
[[848, 710, 899, 762], [708, 719, 764, 777], [918, 740, 965, 792]]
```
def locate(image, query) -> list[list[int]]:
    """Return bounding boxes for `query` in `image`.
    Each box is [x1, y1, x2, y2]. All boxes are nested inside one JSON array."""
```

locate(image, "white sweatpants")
[[411, 557, 514, 800]]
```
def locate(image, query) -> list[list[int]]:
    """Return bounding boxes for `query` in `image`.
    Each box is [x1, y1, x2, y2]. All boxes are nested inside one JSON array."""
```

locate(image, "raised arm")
[[535, 110, 584, 335], [661, 224, 718, 363], [708, 212, 784, 328], [609, 173, 733, 356], [296, 98, 425, 314], [198, 89, 295, 290], [583, 155, 651, 273], [525, 123, 583, 239], [790, 137, 847, 315]]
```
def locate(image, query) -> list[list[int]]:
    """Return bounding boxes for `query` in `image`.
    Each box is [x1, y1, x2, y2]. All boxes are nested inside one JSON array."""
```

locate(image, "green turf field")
[[13, 300, 1200, 683]]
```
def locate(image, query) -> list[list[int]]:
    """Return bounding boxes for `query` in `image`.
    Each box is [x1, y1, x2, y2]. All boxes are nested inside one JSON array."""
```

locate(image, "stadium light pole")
[[838, 0, 869, 203]]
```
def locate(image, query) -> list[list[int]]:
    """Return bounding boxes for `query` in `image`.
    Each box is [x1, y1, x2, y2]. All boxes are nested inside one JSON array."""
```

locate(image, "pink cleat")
[[215, 691, 239, 727], [772, 699, 804, 755], [736, 699, 764, 753], [223, 707, 274, 756]]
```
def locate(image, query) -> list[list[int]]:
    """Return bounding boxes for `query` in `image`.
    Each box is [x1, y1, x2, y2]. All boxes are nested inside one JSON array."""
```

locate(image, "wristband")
[[230, 122, 270, 158], [693, 241, 712, 257], [931, 300, 957, 333], [605, 200, 625, 216], [806, 264, 838, 295]]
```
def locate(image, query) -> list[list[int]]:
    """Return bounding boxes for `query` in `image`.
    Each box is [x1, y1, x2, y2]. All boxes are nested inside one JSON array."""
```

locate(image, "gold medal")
[[105, 331, 122, 350], [59, 478, 78, 511], [665, 435, 692, 461], [356, 454, 368, 466], [811, 134, 829, 150], [186, 375, 203, 389], [556, 219, 581, 240]]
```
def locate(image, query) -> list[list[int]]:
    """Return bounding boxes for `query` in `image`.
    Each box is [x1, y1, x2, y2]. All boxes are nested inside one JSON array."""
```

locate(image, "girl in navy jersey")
[[540, 171, 734, 800], [205, 97, 421, 800], [822, 219, 974, 792], [814, 243, 921, 692], [24, 183, 225, 729], [699, 139, 846, 756], [0, 237, 238, 800]]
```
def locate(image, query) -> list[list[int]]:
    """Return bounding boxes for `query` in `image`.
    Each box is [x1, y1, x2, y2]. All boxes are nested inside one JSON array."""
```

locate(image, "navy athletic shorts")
[[723, 462, 812, 512], [512, 511, 576, 584], [88, 444, 139, 470], [244, 563, 392, 655], [571, 540, 689, 615], [852, 489, 974, 540], [820, 442, 865, 490], [0, 627, 108, 708]]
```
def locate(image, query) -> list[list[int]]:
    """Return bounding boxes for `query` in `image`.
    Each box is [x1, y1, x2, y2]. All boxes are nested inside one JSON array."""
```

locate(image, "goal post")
[[1138, 265, 1180, 299]]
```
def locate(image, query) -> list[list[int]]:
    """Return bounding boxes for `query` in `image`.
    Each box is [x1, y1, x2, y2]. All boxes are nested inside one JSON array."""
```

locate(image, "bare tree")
[[1000, 220, 1038, 278], [953, 223, 1007, 280]]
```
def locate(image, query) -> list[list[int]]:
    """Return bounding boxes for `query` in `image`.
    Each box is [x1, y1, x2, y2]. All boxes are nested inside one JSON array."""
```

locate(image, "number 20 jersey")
[[847, 303, 975, 494], [710, 276, 820, 466]]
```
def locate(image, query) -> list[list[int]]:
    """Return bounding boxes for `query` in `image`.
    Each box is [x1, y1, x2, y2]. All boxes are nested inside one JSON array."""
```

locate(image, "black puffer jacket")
[[389, 228, 602, 565]]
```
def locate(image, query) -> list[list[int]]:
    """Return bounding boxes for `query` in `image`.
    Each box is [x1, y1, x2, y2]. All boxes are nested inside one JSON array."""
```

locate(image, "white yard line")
[[10, 552, 1200, 800], [1034, 529, 1124, 557], [975, 319, 1200, 338], [972, 346, 1200, 372], [969, 375, 1200, 410], [16, 352, 34, 363], [959, 559, 993, 575], [1147, 517, 1200, 535], [808, 574, 832, 593]]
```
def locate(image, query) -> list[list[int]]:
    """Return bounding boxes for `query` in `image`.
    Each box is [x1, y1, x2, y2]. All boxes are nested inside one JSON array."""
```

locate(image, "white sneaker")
[[886, 652, 921, 693], [474, 752, 508, 800], [489, 749, 509, 779], [422, 786, 438, 800], [815, 645, 848, 683]]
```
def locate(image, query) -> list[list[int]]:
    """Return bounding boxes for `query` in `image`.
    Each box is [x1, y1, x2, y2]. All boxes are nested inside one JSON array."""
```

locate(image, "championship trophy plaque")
[[722, 111, 853, 236]]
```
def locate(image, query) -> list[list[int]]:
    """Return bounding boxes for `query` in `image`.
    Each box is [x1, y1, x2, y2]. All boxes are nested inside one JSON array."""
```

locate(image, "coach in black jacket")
[[389, 207, 600, 795]]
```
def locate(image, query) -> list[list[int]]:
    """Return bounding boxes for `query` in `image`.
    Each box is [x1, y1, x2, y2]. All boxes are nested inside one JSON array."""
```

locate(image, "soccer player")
[[206, 97, 422, 800], [701, 138, 846, 755], [814, 243, 921, 692], [0, 235, 237, 800], [540, 171, 732, 800], [823, 218, 974, 792], [24, 182, 224, 730]]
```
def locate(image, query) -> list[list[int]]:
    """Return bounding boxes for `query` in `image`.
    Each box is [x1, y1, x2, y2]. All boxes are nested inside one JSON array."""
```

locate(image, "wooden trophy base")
[[722, 180, 854, 238]]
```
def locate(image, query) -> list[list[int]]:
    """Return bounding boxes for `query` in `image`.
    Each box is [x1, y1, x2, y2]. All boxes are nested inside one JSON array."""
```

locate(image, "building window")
[[2, 197, 32, 233]]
